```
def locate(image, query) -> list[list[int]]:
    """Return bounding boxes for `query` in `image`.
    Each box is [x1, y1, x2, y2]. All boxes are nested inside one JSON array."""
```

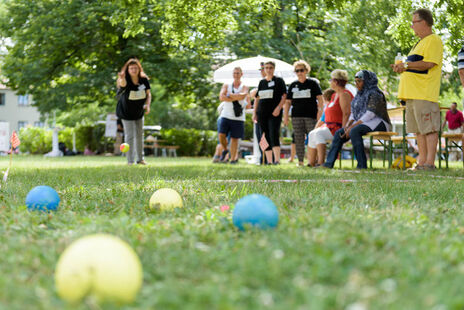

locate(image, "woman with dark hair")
[[323, 70, 391, 169], [252, 61, 287, 164], [116, 58, 151, 165]]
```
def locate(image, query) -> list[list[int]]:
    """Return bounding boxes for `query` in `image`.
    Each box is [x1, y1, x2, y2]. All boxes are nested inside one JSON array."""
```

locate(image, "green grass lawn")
[[0, 156, 464, 310]]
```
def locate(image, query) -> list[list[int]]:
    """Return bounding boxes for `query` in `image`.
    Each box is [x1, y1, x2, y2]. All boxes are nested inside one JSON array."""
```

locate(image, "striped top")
[[459, 45, 464, 70]]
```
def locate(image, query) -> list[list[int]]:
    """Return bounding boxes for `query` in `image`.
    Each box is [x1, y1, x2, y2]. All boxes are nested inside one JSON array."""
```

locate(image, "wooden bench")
[[442, 133, 464, 168], [363, 131, 398, 168], [144, 136, 179, 157]]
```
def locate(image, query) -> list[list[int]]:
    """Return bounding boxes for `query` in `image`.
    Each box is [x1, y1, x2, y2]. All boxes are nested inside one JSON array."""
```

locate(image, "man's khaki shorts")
[[405, 99, 440, 135]]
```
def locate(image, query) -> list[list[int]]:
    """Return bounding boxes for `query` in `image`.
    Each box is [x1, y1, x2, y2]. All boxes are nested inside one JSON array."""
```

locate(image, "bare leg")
[[219, 133, 228, 151], [289, 143, 296, 163], [316, 143, 326, 165], [425, 132, 438, 166], [265, 150, 273, 164], [230, 138, 239, 161], [416, 134, 427, 166], [272, 146, 281, 163], [215, 144, 223, 156], [308, 147, 317, 166]]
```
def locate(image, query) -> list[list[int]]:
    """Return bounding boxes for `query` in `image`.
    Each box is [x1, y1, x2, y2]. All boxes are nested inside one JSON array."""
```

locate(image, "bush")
[[19, 127, 52, 154], [18, 124, 113, 154], [160, 128, 217, 156]]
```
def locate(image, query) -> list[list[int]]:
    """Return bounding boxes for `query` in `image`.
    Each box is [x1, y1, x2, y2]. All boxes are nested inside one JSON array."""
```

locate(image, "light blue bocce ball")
[[232, 194, 279, 230], [26, 186, 60, 211]]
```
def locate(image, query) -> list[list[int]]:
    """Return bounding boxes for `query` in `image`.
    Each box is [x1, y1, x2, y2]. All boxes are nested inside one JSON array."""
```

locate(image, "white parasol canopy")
[[213, 55, 297, 87]]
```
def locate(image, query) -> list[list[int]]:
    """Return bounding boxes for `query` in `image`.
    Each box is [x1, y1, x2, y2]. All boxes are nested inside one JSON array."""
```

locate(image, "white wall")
[[0, 86, 43, 136]]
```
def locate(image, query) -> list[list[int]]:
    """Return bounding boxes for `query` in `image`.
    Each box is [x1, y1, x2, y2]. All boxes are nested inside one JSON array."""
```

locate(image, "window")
[[0, 93, 5, 106], [18, 95, 29, 106], [18, 121, 27, 130], [34, 121, 44, 128]]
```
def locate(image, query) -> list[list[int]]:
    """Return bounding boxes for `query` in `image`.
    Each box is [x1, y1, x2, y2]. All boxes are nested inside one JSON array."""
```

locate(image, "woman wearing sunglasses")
[[283, 60, 323, 166], [323, 70, 391, 169], [253, 61, 287, 164]]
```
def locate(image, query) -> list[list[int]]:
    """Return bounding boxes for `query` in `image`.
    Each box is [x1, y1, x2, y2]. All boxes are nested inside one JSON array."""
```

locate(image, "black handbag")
[[231, 86, 243, 117], [116, 87, 127, 119]]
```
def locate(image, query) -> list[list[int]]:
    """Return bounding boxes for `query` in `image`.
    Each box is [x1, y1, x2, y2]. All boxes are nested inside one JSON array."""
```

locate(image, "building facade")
[[0, 83, 43, 135]]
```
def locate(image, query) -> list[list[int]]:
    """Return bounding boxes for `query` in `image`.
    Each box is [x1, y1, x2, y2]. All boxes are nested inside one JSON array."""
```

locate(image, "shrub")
[[19, 127, 52, 154], [160, 128, 217, 156]]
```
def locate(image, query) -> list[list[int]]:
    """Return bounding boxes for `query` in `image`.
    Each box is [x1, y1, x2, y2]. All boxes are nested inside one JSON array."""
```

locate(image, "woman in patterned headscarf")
[[323, 70, 391, 169]]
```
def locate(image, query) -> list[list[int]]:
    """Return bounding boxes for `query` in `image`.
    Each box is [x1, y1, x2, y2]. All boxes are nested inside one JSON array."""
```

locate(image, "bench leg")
[[382, 141, 386, 168], [438, 130, 442, 169], [369, 136, 373, 169], [388, 140, 393, 168], [162, 148, 167, 157], [445, 138, 449, 169]]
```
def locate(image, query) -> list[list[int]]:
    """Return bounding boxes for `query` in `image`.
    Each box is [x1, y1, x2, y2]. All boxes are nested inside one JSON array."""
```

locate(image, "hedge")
[[18, 126, 217, 156]]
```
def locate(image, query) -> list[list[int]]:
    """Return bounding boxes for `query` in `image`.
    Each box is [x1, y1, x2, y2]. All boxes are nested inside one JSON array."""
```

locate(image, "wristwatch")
[[404, 62, 409, 69]]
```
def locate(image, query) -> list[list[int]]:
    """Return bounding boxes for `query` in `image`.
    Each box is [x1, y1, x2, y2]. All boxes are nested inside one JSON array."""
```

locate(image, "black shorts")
[[219, 118, 244, 139]]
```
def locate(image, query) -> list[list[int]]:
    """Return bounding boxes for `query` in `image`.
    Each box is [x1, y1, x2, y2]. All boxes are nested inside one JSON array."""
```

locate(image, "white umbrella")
[[213, 55, 297, 87]]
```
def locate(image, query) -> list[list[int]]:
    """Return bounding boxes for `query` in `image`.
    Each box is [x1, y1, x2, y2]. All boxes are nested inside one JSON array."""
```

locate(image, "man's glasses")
[[295, 69, 305, 73], [411, 19, 423, 25]]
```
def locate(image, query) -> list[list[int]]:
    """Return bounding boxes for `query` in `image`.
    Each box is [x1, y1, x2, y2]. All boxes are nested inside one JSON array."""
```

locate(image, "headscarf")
[[351, 70, 391, 125]]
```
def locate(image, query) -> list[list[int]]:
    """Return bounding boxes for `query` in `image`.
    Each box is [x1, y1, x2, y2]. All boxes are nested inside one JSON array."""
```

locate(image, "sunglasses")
[[295, 69, 305, 73]]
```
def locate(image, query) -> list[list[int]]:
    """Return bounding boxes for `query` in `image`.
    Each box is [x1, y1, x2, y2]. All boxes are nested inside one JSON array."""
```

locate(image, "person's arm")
[[144, 89, 151, 114], [219, 84, 247, 101], [316, 94, 324, 120], [392, 60, 436, 73], [339, 92, 351, 128], [283, 99, 291, 126], [272, 93, 287, 117], [442, 117, 447, 131], [241, 86, 251, 108], [117, 71, 127, 88], [219, 84, 229, 101], [272, 80, 288, 117], [253, 97, 259, 123]]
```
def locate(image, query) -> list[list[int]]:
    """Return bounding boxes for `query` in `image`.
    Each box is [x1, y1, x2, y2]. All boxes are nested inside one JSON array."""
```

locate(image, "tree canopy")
[[0, 0, 463, 129]]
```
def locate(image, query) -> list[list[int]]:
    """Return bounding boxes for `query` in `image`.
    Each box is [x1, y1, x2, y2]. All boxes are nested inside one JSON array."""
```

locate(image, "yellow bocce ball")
[[149, 188, 183, 211], [55, 234, 142, 305]]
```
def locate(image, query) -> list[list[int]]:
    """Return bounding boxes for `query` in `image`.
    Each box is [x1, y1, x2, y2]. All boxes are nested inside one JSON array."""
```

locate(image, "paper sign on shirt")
[[259, 89, 274, 99], [268, 81, 275, 87], [293, 89, 311, 99], [291, 88, 299, 92], [129, 90, 147, 100]]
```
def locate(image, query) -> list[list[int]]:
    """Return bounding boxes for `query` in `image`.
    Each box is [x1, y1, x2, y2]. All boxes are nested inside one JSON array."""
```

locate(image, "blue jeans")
[[324, 122, 387, 169]]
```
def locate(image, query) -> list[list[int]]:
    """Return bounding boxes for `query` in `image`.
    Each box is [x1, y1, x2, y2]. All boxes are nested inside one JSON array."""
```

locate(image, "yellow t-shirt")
[[398, 33, 443, 103]]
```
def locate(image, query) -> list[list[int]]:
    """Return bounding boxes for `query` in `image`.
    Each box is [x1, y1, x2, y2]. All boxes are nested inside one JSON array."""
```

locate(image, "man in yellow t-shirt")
[[392, 8, 443, 171]]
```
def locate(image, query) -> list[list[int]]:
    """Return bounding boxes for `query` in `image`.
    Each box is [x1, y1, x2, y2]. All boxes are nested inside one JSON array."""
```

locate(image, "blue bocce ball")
[[232, 194, 279, 230], [26, 186, 60, 211]]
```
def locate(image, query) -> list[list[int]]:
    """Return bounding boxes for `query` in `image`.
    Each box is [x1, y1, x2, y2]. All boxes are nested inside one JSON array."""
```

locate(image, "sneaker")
[[273, 161, 280, 165], [212, 155, 220, 163], [137, 160, 147, 165], [424, 164, 436, 171], [219, 150, 229, 162], [230, 160, 238, 164]]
